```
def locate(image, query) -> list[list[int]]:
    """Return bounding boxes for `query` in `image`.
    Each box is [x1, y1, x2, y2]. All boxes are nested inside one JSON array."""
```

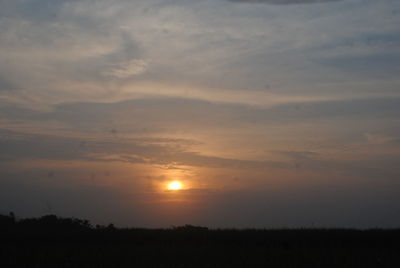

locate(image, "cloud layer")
[[1, 0, 400, 227], [228, 0, 341, 4]]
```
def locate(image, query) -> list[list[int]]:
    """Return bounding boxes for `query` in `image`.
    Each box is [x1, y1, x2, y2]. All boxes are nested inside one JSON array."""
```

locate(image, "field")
[[1, 214, 399, 267]]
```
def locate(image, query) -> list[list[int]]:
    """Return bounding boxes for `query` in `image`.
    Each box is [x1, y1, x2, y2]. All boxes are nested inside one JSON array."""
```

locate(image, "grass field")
[[1, 214, 399, 267]]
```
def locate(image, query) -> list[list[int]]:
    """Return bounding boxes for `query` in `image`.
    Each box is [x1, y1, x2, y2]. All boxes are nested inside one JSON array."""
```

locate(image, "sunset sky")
[[1, 0, 400, 228]]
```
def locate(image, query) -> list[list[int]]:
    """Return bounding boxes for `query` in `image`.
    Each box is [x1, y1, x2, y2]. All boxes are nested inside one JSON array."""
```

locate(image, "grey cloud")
[[0, 130, 83, 161], [2, 97, 400, 135], [0, 129, 288, 170], [274, 151, 319, 161], [0, 128, 184, 163], [0, 0, 395, 99], [227, 0, 341, 5], [53, 97, 400, 128], [320, 54, 400, 80], [2, 129, 397, 179], [149, 151, 287, 170], [0, 0, 77, 21], [0, 0, 144, 95], [364, 133, 400, 145], [105, 152, 287, 169], [0, 76, 19, 91], [0, 128, 189, 160]]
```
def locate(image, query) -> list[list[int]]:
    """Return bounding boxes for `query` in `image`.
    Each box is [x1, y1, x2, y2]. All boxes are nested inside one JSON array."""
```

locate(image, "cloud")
[[0, 0, 398, 108], [274, 151, 319, 160], [364, 133, 400, 145], [3, 126, 397, 180], [1, 0, 400, 229], [0, 76, 19, 91], [2, 97, 400, 138], [104, 59, 149, 79], [0, 129, 288, 170], [227, 0, 342, 4]]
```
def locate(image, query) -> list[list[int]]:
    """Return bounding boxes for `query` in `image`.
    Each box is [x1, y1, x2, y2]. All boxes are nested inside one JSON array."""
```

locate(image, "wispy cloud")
[[227, 0, 341, 4], [1, 0, 400, 228], [0, 129, 288, 169], [364, 133, 400, 145], [104, 59, 149, 79]]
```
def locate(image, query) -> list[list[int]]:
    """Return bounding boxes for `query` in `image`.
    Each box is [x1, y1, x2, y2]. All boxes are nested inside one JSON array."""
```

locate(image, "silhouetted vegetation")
[[1, 213, 399, 267]]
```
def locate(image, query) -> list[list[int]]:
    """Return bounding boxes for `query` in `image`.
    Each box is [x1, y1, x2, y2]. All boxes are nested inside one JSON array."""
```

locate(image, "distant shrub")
[[172, 225, 209, 231]]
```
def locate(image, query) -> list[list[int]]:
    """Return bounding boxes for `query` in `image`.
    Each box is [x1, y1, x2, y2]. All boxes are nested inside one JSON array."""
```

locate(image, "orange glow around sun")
[[167, 181, 183, 191]]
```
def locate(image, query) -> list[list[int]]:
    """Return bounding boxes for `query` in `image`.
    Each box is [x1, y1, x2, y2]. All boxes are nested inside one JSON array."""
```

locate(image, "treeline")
[[0, 212, 111, 233], [1, 212, 400, 246], [0, 213, 209, 235]]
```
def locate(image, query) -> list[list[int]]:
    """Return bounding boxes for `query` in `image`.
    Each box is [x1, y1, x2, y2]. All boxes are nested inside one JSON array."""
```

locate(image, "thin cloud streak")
[[227, 0, 342, 4]]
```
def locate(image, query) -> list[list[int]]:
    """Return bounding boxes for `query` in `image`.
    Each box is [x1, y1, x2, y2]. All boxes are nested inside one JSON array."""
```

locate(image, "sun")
[[167, 181, 183, 191]]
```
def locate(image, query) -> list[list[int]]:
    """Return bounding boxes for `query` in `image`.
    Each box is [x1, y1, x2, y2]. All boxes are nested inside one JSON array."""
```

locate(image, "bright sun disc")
[[168, 181, 183, 191]]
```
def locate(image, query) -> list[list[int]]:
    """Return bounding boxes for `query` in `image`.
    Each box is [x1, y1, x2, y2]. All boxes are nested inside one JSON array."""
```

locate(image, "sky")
[[0, 0, 400, 228]]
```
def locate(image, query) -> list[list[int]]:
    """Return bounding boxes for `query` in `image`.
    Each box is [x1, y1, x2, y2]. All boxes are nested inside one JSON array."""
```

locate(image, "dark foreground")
[[1, 214, 399, 267]]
